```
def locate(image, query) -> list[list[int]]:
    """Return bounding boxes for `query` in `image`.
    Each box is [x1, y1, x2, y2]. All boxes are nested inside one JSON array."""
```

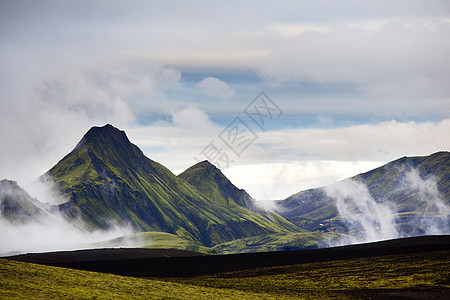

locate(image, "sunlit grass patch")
[[0, 259, 283, 299]]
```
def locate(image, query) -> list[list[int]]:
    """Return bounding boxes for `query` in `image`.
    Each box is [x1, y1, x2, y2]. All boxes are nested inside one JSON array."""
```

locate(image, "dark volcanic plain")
[[3, 235, 449, 299], [6, 235, 450, 278]]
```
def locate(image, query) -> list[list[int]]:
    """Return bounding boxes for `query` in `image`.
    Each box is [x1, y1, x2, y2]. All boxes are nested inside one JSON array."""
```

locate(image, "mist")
[[399, 168, 450, 236], [0, 216, 133, 256], [325, 166, 449, 246], [325, 180, 399, 245], [0, 179, 135, 256]]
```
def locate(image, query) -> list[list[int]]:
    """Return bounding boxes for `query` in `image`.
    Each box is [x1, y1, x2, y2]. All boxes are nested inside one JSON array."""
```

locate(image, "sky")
[[0, 0, 449, 200]]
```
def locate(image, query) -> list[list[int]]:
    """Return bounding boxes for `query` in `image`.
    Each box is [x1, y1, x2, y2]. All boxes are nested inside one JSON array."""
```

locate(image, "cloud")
[[0, 213, 134, 255], [132, 117, 448, 199], [268, 22, 329, 38], [171, 104, 213, 128], [37, 58, 181, 119], [196, 77, 235, 98], [0, 179, 135, 255], [123, 117, 449, 200], [0, 56, 181, 184], [125, 105, 220, 172], [253, 118, 450, 162], [259, 17, 450, 99], [322, 165, 449, 246], [1, 0, 449, 201], [325, 179, 399, 244], [223, 161, 383, 200]]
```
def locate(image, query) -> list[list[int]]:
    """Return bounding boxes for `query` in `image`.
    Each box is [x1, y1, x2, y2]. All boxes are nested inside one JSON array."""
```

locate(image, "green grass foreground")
[[0, 259, 273, 300], [1, 251, 449, 299]]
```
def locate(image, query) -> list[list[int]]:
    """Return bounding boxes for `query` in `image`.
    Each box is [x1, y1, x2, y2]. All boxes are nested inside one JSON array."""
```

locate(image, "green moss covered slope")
[[278, 151, 450, 234], [46, 124, 299, 247]]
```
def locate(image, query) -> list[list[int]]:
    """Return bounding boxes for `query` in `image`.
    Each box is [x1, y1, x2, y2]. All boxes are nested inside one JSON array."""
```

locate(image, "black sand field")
[[6, 235, 450, 278]]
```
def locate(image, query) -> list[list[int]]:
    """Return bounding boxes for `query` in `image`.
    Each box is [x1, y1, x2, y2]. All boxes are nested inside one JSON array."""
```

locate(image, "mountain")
[[212, 232, 335, 254], [7, 124, 447, 254], [0, 180, 51, 224], [179, 160, 300, 231], [93, 231, 213, 254], [46, 124, 299, 246], [179, 160, 255, 209], [277, 151, 450, 236]]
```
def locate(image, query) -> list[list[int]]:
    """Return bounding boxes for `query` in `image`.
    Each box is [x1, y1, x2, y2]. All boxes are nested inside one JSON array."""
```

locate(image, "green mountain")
[[46, 124, 299, 246], [212, 231, 337, 254], [179, 161, 299, 230], [93, 231, 213, 254], [179, 161, 255, 208], [8, 124, 447, 253], [0, 180, 51, 224], [277, 151, 450, 236]]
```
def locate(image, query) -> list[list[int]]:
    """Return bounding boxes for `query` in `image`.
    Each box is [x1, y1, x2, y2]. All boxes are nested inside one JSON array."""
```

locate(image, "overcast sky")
[[1, 0, 449, 200]]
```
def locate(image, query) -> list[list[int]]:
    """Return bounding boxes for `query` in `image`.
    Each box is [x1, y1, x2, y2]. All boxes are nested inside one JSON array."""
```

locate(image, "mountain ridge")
[[179, 160, 257, 209], [45, 124, 299, 246], [277, 151, 449, 237], [0, 179, 53, 224], [2, 124, 448, 254]]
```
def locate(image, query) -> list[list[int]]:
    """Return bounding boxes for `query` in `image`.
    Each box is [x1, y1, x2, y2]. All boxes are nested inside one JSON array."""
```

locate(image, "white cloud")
[[223, 161, 383, 200], [124, 118, 449, 200], [38, 58, 181, 119], [251, 118, 450, 163], [171, 104, 213, 129], [196, 77, 235, 98], [268, 22, 329, 38], [125, 106, 220, 172], [259, 17, 450, 99], [1, 0, 449, 201], [0, 56, 181, 184]]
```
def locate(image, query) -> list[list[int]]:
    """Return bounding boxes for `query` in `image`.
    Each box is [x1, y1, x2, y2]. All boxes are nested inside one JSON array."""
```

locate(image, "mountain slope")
[[0, 180, 51, 224], [179, 161, 255, 208], [179, 160, 300, 232], [93, 231, 213, 254], [46, 124, 297, 246], [277, 151, 450, 236]]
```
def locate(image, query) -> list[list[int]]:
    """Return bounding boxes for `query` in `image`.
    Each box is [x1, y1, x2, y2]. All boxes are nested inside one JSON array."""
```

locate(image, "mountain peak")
[[81, 124, 128, 144], [179, 160, 255, 208], [193, 160, 218, 170], [0, 179, 19, 189], [44, 126, 296, 245], [180, 160, 226, 183], [73, 124, 144, 161], [47, 123, 154, 191]]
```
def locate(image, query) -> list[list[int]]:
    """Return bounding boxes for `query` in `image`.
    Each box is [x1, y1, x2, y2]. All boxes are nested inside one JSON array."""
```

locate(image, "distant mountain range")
[[1, 124, 448, 254], [276, 151, 449, 241]]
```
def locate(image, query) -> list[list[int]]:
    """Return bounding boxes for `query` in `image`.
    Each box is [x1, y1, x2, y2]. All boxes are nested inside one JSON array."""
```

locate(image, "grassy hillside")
[[212, 232, 338, 254], [94, 230, 337, 255], [356, 151, 449, 211], [179, 160, 255, 208], [278, 151, 450, 233], [46, 124, 298, 247], [94, 231, 213, 254], [179, 160, 300, 233], [0, 259, 271, 300], [2, 250, 448, 299]]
